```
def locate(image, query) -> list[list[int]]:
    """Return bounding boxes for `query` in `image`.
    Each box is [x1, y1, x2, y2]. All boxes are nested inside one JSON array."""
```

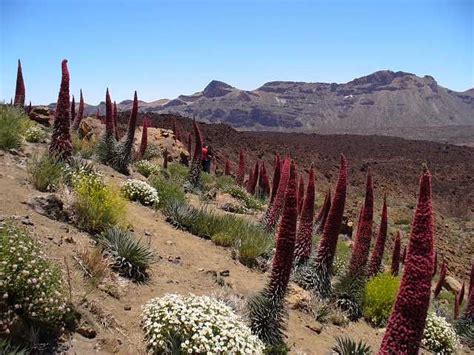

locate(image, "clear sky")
[[1, 0, 472, 105]]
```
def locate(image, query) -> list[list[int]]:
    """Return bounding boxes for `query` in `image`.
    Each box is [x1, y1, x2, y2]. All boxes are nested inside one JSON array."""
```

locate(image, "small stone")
[[220, 270, 230, 277], [305, 322, 323, 334], [60, 225, 70, 233], [124, 305, 131, 311], [64, 236, 75, 244], [77, 325, 97, 339], [144, 231, 152, 236], [205, 270, 218, 278], [165, 240, 175, 245], [198, 268, 205, 272]]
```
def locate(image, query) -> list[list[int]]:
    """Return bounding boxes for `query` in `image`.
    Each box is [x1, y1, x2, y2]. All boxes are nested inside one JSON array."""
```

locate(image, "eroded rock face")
[[29, 106, 52, 126], [28, 194, 69, 222]]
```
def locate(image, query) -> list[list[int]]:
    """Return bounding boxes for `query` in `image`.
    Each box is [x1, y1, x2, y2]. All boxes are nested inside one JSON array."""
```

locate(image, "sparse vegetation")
[[27, 153, 64, 192], [0, 105, 31, 150], [363, 273, 400, 326], [332, 336, 373, 355], [134, 160, 160, 177], [24, 125, 46, 143], [148, 173, 186, 209], [76, 248, 110, 286]]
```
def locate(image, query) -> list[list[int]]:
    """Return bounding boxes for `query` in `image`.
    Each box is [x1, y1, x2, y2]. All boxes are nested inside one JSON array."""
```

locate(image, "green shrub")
[[363, 273, 400, 326], [332, 336, 373, 355], [0, 105, 31, 150], [72, 133, 97, 159], [222, 185, 264, 211], [141, 143, 161, 161], [235, 226, 273, 267], [215, 175, 235, 190], [333, 240, 351, 276], [99, 227, 156, 282], [24, 125, 46, 143], [27, 153, 64, 192], [455, 316, 474, 349], [72, 173, 126, 233], [168, 162, 189, 185], [148, 174, 186, 209], [0, 338, 29, 355], [121, 179, 160, 206], [134, 160, 160, 178], [0, 223, 70, 334], [211, 231, 235, 247], [422, 312, 459, 354]]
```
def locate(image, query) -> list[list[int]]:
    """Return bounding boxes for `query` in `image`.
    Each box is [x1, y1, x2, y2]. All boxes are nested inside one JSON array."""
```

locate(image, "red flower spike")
[[379, 169, 434, 354], [14, 59, 26, 107], [105, 89, 114, 139], [258, 162, 271, 197], [391, 231, 402, 276], [433, 260, 447, 298], [432, 251, 438, 277], [263, 157, 291, 231], [466, 264, 474, 319], [72, 89, 84, 130], [188, 119, 204, 186], [225, 159, 231, 176], [236, 149, 246, 186], [27, 101, 32, 114], [469, 263, 474, 299], [294, 166, 316, 264], [70, 95, 76, 122], [267, 160, 298, 301], [113, 101, 119, 140], [314, 155, 347, 271], [368, 194, 389, 277], [270, 154, 282, 204], [315, 189, 332, 234], [138, 118, 149, 159], [247, 161, 259, 195], [348, 169, 374, 277], [49, 59, 72, 160], [458, 282, 465, 306], [297, 176, 305, 216], [401, 245, 407, 264]]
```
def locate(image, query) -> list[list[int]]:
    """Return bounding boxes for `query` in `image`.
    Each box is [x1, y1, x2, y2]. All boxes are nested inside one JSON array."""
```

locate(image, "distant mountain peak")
[[203, 80, 234, 98], [348, 70, 414, 86]]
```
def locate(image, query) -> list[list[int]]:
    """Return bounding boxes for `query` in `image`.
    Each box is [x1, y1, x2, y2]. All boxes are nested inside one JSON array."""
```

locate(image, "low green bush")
[[148, 174, 186, 209], [0, 223, 70, 334], [134, 160, 160, 177], [72, 133, 97, 159], [222, 185, 264, 211], [167, 162, 189, 185], [72, 173, 126, 233], [362, 273, 400, 326], [0, 105, 31, 150], [141, 143, 161, 161], [99, 227, 156, 282], [24, 125, 46, 143], [27, 153, 64, 192]]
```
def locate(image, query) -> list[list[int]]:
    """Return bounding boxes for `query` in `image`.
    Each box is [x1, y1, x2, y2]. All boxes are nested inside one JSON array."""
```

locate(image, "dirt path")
[[0, 149, 382, 354]]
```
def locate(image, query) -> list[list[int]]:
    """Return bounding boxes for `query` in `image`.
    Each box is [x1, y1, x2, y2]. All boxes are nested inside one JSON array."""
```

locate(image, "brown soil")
[[1, 145, 382, 354]]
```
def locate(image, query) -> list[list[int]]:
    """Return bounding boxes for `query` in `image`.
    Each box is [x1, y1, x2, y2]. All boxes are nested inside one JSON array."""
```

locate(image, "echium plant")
[[224, 159, 231, 176], [378, 168, 434, 354], [188, 119, 203, 187], [270, 154, 281, 204], [315, 189, 331, 234], [72, 89, 84, 130], [391, 231, 401, 276], [97, 88, 118, 164], [367, 194, 389, 277], [248, 160, 298, 348], [236, 149, 246, 186], [14, 59, 25, 107]]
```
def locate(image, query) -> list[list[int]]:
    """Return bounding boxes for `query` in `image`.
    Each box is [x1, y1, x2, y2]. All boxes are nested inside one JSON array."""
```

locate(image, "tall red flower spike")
[[72, 89, 84, 130], [189, 118, 203, 185], [225, 159, 231, 176], [401, 245, 407, 264], [433, 260, 447, 298], [458, 282, 465, 306], [49, 59, 72, 160], [379, 168, 434, 355], [138, 117, 149, 159], [348, 169, 374, 277], [123, 91, 138, 151], [454, 282, 465, 319], [391, 231, 402, 276], [236, 149, 246, 186], [466, 263, 474, 319], [27, 101, 32, 114], [113, 101, 119, 140], [258, 162, 271, 197], [267, 160, 298, 301], [368, 194, 389, 277], [270, 154, 282, 204], [14, 59, 26, 107], [294, 166, 316, 264], [187, 131, 192, 154], [432, 251, 438, 277], [247, 161, 259, 195], [314, 155, 347, 273], [246, 164, 254, 193], [315, 189, 332, 234], [105, 89, 114, 139], [297, 176, 305, 215], [70, 95, 76, 122], [263, 157, 291, 231]]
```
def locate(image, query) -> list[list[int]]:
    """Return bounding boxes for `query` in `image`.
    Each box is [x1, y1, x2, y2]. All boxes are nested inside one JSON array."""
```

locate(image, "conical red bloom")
[[72, 89, 84, 130], [49, 59, 72, 160], [122, 91, 138, 152], [70, 96, 76, 122], [458, 282, 465, 306], [189, 119, 203, 185], [258, 162, 271, 197], [368, 194, 389, 277], [379, 169, 434, 354], [454, 283, 465, 319], [466, 264, 474, 319], [27, 101, 32, 114], [391, 231, 401, 276], [297, 176, 305, 215], [348, 169, 374, 277], [263, 157, 291, 231], [433, 260, 447, 298], [294, 166, 316, 264], [138, 118, 149, 159], [224, 159, 231, 176], [401, 245, 407, 263], [187, 131, 192, 154], [14, 59, 25, 107], [270, 154, 281, 204], [247, 161, 259, 195], [267, 161, 298, 301], [105, 89, 114, 139], [314, 155, 347, 272], [236, 150, 246, 186], [315, 189, 331, 234], [469, 263, 474, 300], [432, 251, 438, 277], [113, 101, 119, 140]]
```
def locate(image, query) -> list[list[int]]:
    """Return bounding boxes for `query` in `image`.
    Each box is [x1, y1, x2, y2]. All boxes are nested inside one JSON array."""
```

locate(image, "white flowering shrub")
[[422, 312, 459, 354], [122, 179, 159, 206], [24, 125, 46, 143], [135, 160, 160, 178], [142, 294, 265, 354], [0, 223, 70, 334]]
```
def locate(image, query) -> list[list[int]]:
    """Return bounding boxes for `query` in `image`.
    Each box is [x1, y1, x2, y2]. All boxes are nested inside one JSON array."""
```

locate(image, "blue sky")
[[1, 0, 472, 104]]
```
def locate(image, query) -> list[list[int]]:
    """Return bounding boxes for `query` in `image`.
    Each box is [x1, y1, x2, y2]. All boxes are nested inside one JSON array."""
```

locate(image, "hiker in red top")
[[202, 144, 212, 173]]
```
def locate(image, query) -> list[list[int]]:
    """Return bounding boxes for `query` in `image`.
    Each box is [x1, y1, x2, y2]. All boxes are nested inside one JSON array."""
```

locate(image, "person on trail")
[[202, 144, 213, 173]]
